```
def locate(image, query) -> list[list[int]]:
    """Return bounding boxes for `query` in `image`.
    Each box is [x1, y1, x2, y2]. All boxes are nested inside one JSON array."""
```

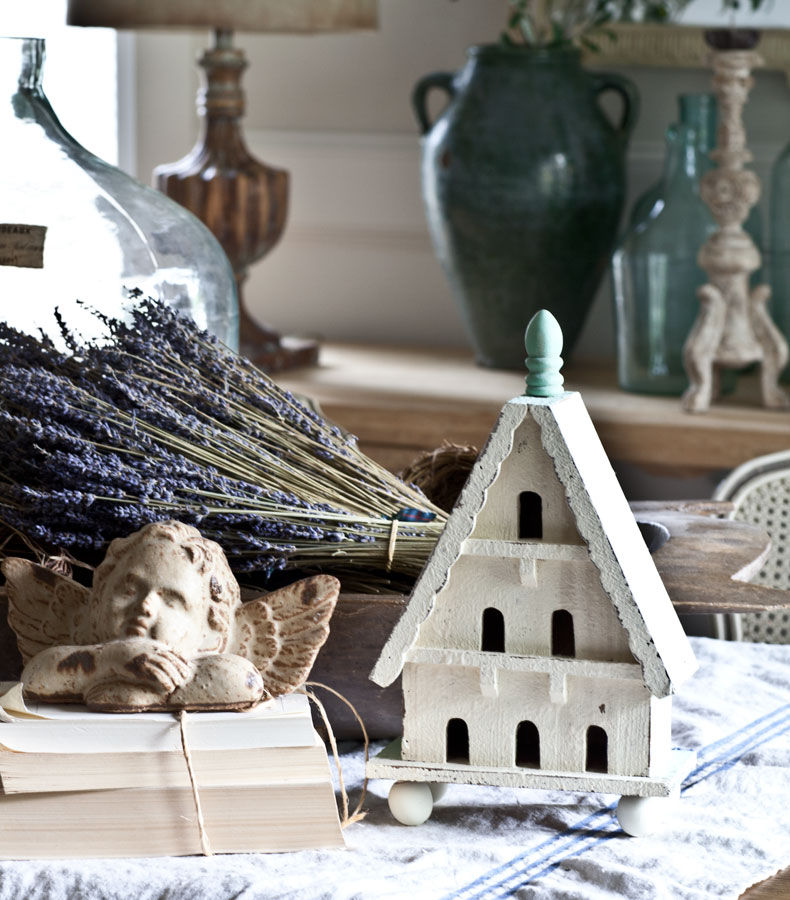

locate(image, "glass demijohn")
[[612, 93, 761, 395], [0, 37, 239, 347]]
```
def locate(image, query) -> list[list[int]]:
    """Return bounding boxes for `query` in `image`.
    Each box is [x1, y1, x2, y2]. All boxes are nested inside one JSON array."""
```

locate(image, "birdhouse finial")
[[524, 309, 564, 398]]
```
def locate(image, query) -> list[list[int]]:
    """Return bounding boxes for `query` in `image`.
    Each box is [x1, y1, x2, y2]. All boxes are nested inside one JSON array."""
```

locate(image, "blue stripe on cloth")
[[440, 703, 790, 900], [466, 719, 790, 900], [519, 830, 623, 891], [682, 711, 790, 792], [693, 703, 790, 762], [443, 808, 619, 900], [465, 821, 624, 900]]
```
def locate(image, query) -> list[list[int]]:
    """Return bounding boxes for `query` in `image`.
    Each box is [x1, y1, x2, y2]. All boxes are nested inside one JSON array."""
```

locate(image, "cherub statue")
[[0, 521, 340, 712]]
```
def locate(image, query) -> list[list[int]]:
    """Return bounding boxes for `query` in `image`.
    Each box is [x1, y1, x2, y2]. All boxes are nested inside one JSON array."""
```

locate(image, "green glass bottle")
[[628, 93, 717, 231], [613, 93, 761, 395]]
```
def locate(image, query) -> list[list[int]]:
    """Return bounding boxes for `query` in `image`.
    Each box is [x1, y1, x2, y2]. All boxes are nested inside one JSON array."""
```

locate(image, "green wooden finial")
[[524, 309, 564, 397]]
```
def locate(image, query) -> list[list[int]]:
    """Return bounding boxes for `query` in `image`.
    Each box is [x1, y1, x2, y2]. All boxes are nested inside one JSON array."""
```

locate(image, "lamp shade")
[[66, 0, 378, 33]]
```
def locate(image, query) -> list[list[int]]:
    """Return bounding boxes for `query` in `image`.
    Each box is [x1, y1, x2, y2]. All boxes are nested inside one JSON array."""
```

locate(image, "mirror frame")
[[584, 23, 790, 79]]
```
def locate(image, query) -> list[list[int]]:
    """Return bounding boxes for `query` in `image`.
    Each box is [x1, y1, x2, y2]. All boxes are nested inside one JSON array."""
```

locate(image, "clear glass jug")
[[0, 37, 238, 347]]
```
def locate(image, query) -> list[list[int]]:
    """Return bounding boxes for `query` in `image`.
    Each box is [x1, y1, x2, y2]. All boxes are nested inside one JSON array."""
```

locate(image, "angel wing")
[[231, 574, 340, 698], [1, 558, 93, 664]]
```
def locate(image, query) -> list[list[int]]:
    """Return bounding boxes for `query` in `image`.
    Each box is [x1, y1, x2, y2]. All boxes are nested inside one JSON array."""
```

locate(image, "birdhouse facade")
[[372, 390, 697, 784]]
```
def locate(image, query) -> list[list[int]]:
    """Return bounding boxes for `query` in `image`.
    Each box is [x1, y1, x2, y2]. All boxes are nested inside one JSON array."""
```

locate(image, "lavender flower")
[[0, 300, 446, 588]]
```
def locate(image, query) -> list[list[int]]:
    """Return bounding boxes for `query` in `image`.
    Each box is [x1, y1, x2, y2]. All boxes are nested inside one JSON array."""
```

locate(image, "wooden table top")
[[741, 866, 790, 899], [277, 344, 790, 476]]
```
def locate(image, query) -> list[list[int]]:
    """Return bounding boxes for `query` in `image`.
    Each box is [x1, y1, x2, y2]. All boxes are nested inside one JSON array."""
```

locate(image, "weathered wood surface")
[[309, 592, 404, 741], [741, 867, 790, 899], [631, 500, 786, 614], [277, 343, 790, 476]]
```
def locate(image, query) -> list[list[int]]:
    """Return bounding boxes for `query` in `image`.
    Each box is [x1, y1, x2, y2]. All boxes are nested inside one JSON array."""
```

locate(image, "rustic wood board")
[[741, 867, 790, 899], [631, 500, 784, 614], [309, 592, 404, 741], [277, 344, 790, 476]]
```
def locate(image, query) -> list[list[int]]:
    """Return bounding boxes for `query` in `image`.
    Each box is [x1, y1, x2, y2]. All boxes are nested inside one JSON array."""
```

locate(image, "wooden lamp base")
[[237, 280, 319, 371], [155, 28, 318, 373]]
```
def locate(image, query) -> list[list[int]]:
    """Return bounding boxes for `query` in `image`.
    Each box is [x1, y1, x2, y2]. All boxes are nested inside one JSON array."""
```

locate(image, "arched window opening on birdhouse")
[[515, 720, 540, 768], [551, 609, 575, 657], [518, 491, 543, 539], [481, 606, 505, 652], [446, 717, 470, 764], [585, 725, 608, 773]]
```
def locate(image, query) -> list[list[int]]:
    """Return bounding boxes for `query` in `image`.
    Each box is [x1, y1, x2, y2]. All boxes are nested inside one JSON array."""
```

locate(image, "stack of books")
[[0, 685, 344, 858]]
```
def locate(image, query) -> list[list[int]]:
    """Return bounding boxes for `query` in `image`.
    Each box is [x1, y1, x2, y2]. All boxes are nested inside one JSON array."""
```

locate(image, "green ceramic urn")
[[414, 44, 638, 368]]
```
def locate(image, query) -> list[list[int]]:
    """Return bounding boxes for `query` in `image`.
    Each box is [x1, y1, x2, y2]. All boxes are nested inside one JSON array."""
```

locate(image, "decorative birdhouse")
[[367, 310, 698, 836]]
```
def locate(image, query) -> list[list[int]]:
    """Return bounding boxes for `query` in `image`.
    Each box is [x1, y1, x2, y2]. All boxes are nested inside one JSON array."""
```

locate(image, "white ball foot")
[[388, 781, 434, 826], [616, 794, 678, 837], [429, 782, 448, 802]]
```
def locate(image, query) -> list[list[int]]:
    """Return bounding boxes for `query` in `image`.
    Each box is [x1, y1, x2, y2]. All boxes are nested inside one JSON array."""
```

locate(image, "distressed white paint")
[[533, 395, 698, 694], [461, 539, 588, 560], [370, 386, 698, 792], [400, 662, 680, 778], [519, 557, 537, 588], [371, 393, 696, 694], [478, 657, 499, 698], [648, 695, 673, 777], [415, 555, 635, 662], [470, 413, 583, 545], [368, 741, 697, 799], [370, 401, 528, 686], [549, 672, 568, 705], [407, 648, 642, 682]]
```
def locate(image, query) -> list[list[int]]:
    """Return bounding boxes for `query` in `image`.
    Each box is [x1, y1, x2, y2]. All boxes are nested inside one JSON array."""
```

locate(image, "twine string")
[[301, 680, 369, 828], [175, 681, 368, 849], [177, 710, 213, 857]]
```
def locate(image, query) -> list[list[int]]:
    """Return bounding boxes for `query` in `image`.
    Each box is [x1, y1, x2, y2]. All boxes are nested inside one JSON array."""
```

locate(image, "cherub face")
[[94, 538, 215, 658]]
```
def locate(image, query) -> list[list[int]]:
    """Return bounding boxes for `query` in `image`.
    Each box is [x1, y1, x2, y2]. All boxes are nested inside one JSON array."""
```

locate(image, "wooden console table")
[[278, 344, 790, 477]]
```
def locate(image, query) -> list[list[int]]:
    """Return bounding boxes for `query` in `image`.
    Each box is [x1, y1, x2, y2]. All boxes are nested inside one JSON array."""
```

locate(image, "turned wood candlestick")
[[682, 30, 789, 413], [155, 28, 319, 372]]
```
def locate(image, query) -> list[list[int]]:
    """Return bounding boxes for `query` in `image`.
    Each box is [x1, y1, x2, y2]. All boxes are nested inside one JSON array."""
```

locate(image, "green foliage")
[[494, 0, 769, 50], [499, 1, 690, 49]]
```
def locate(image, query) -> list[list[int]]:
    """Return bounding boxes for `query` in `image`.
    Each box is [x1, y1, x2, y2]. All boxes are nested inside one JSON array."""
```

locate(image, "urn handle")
[[412, 71, 456, 136], [589, 72, 640, 144]]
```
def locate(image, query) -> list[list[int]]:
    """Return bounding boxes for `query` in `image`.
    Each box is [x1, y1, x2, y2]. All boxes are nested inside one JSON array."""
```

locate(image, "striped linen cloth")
[[0, 636, 788, 900]]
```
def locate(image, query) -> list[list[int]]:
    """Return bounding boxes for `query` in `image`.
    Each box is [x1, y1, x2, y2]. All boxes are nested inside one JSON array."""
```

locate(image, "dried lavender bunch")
[[0, 301, 446, 587]]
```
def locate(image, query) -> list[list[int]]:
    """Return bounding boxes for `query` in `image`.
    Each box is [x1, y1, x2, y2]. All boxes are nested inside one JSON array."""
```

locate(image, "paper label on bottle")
[[0, 224, 46, 269]]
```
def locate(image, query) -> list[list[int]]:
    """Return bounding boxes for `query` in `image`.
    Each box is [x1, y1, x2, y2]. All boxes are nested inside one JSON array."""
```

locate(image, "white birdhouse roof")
[[370, 390, 698, 698]]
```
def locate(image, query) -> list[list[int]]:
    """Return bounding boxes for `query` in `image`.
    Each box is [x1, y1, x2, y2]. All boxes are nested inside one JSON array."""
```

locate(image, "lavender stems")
[[0, 300, 445, 587]]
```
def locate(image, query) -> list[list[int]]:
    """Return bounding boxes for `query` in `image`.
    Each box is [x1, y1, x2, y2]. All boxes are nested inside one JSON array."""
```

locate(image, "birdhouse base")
[[368, 739, 695, 796], [368, 740, 696, 836]]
